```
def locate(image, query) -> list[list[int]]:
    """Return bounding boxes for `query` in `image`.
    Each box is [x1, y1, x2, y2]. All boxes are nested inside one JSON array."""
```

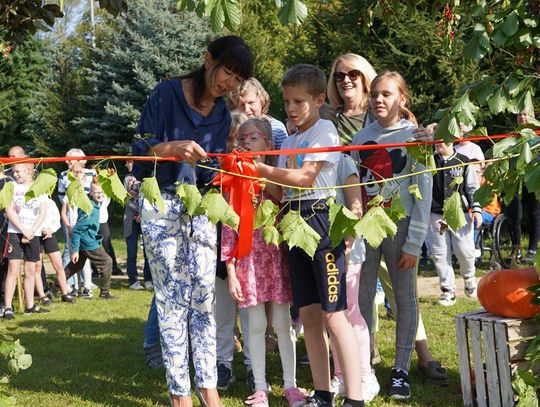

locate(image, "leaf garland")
[[140, 177, 165, 212], [0, 182, 14, 211], [408, 183, 423, 200], [262, 224, 281, 247], [442, 191, 467, 232], [254, 199, 279, 229], [176, 184, 203, 216], [25, 168, 56, 202], [277, 210, 320, 258], [66, 179, 93, 216], [384, 193, 406, 224], [355, 205, 397, 248], [328, 203, 360, 248], [200, 189, 239, 231], [98, 169, 130, 205]]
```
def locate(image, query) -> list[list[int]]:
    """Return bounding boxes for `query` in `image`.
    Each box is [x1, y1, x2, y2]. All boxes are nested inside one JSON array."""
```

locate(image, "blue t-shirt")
[[132, 78, 231, 191]]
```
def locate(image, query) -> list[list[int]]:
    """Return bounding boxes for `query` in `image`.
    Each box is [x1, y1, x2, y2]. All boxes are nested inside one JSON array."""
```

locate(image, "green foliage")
[[408, 184, 423, 201], [176, 184, 203, 216], [384, 193, 406, 224], [262, 224, 281, 247], [25, 168, 57, 201], [328, 202, 359, 248], [0, 182, 14, 211], [140, 177, 165, 212], [442, 191, 467, 232], [98, 169, 130, 205], [355, 204, 397, 248], [200, 189, 239, 230], [66, 178, 93, 217], [0, 329, 32, 405], [254, 199, 279, 229], [277, 210, 320, 258]]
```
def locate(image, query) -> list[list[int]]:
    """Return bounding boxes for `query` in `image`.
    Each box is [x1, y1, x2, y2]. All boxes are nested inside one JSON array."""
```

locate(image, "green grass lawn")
[[1, 226, 483, 406]]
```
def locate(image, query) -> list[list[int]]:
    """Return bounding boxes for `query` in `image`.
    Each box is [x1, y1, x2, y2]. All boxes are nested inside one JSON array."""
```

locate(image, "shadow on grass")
[[12, 315, 168, 406]]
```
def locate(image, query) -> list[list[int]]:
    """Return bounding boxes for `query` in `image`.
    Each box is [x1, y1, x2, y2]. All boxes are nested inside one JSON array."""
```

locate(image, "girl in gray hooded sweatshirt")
[[351, 71, 432, 400]]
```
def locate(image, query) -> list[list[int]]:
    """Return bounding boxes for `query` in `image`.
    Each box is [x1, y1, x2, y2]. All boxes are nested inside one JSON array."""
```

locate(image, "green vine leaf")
[[98, 169, 130, 205], [512, 370, 539, 407], [442, 191, 467, 232], [408, 184, 423, 200], [254, 199, 279, 229], [516, 142, 532, 173], [491, 136, 518, 157], [262, 224, 282, 247], [329, 202, 360, 248], [367, 194, 384, 208], [474, 183, 495, 207], [355, 205, 397, 248], [140, 177, 165, 212], [449, 175, 464, 188], [201, 189, 239, 231], [0, 182, 14, 211], [176, 184, 203, 216], [278, 210, 320, 258], [25, 168, 57, 202], [384, 193, 406, 224], [408, 142, 435, 172], [66, 180, 93, 216]]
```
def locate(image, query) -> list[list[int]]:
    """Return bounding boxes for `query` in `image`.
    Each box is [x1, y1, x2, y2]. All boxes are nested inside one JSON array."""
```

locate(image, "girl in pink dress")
[[222, 118, 306, 407]]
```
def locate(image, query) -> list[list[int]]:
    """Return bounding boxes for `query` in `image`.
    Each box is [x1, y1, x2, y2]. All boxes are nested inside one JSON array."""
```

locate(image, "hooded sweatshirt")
[[351, 119, 432, 257]]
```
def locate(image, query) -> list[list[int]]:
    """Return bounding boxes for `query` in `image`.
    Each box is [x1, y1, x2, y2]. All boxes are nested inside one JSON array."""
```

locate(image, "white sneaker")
[[375, 290, 385, 306], [438, 291, 456, 306], [474, 249, 482, 258], [144, 281, 154, 290], [362, 372, 380, 402], [331, 375, 345, 397], [464, 277, 478, 298], [129, 281, 144, 290]]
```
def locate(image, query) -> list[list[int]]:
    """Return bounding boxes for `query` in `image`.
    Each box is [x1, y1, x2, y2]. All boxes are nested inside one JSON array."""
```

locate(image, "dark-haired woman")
[[133, 36, 254, 407]]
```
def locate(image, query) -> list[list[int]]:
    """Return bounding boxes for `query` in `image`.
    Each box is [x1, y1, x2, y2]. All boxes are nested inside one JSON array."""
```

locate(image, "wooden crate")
[[455, 310, 539, 407]]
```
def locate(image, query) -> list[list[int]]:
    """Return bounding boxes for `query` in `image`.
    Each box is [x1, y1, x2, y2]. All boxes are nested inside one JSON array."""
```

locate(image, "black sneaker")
[[69, 287, 79, 298], [61, 294, 76, 303], [216, 363, 235, 391], [112, 268, 124, 276], [304, 394, 333, 407], [389, 369, 411, 400], [99, 292, 117, 300], [82, 288, 93, 299], [24, 305, 50, 315], [3, 308, 14, 320], [40, 296, 52, 306]]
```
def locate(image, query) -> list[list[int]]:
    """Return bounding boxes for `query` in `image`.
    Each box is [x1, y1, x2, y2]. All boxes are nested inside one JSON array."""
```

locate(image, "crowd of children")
[[1, 34, 538, 407]]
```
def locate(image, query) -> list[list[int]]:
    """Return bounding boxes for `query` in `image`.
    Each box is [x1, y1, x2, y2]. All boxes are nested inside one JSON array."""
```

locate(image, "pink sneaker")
[[245, 390, 269, 407], [284, 387, 307, 407]]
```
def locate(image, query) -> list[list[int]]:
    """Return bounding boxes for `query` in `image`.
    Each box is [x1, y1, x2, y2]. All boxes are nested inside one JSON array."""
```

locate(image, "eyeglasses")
[[236, 131, 266, 143], [333, 69, 363, 83]]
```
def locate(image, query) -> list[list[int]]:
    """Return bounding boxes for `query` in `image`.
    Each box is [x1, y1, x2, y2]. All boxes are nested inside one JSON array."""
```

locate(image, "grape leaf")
[[66, 180, 93, 216], [442, 191, 467, 232], [408, 184, 423, 200], [98, 169, 130, 205], [384, 193, 406, 224], [408, 142, 434, 170], [201, 189, 239, 231], [474, 183, 495, 207], [449, 175, 464, 188], [25, 168, 57, 202], [277, 210, 320, 258], [140, 177, 165, 212], [176, 184, 203, 216], [0, 182, 14, 211], [254, 199, 279, 229], [491, 136, 518, 157], [329, 202, 360, 248], [262, 224, 281, 247], [516, 142, 532, 173], [355, 205, 397, 248], [367, 194, 384, 208]]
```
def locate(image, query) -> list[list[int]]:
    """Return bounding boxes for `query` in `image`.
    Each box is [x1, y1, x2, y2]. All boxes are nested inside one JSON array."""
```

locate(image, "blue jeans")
[[126, 220, 151, 285], [144, 296, 160, 349]]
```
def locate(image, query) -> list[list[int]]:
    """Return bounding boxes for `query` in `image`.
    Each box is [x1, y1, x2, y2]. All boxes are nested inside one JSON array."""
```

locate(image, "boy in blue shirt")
[[256, 64, 364, 407], [64, 182, 114, 299]]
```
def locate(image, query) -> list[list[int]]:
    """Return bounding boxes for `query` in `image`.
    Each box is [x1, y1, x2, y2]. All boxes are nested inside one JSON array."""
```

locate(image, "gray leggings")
[[358, 218, 419, 371]]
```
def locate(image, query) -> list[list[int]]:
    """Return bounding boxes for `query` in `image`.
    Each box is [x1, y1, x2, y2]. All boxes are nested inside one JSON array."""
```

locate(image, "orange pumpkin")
[[477, 267, 540, 318]]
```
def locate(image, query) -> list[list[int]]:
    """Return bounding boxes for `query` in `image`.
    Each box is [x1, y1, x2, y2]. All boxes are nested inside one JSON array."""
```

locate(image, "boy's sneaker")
[[82, 288, 93, 299], [284, 387, 307, 407], [40, 296, 52, 306], [523, 250, 536, 264], [61, 294, 76, 303], [362, 372, 380, 402], [24, 305, 50, 315], [330, 376, 345, 397], [144, 281, 154, 290], [437, 290, 456, 306], [99, 292, 117, 300], [304, 394, 334, 407], [130, 281, 144, 290], [69, 287, 79, 297], [245, 390, 268, 407], [216, 363, 235, 391], [389, 369, 410, 400], [3, 308, 14, 320], [464, 278, 477, 298]]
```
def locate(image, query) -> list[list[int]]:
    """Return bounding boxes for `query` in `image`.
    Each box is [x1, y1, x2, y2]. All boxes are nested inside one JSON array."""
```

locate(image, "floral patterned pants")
[[140, 194, 217, 396]]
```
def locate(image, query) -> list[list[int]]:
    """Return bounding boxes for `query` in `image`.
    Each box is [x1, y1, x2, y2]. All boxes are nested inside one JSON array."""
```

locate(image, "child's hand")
[[22, 230, 34, 241], [42, 229, 52, 239], [21, 237, 29, 244], [71, 252, 79, 264], [472, 212, 483, 229], [228, 274, 244, 302], [397, 251, 418, 271]]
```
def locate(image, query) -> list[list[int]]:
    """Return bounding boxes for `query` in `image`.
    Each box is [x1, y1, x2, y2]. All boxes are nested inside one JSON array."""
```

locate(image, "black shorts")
[[284, 200, 347, 312], [5, 233, 40, 262], [40, 235, 60, 254]]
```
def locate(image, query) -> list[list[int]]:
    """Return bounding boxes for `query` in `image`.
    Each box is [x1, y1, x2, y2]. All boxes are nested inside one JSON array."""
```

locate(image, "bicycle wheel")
[[493, 213, 516, 269]]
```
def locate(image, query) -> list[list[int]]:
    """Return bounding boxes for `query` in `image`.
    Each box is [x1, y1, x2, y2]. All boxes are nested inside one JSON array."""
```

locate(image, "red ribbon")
[[213, 153, 261, 264]]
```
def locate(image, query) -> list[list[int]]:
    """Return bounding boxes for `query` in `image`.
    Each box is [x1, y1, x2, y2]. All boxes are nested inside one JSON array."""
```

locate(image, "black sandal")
[[418, 360, 449, 386]]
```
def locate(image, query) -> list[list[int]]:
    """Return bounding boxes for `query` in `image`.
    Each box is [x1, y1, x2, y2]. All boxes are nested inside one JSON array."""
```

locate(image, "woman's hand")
[[150, 140, 207, 164], [397, 251, 418, 271], [414, 123, 437, 142], [228, 272, 244, 302]]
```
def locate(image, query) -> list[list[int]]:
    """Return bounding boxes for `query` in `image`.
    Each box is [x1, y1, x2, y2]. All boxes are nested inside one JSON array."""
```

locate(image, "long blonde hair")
[[327, 53, 377, 110], [370, 71, 418, 126]]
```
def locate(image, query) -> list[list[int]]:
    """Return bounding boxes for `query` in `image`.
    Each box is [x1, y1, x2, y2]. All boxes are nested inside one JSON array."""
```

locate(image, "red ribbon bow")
[[214, 153, 261, 264]]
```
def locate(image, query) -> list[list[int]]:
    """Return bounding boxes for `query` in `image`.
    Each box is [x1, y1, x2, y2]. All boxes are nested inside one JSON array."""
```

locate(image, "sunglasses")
[[333, 69, 363, 83], [237, 131, 267, 143]]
